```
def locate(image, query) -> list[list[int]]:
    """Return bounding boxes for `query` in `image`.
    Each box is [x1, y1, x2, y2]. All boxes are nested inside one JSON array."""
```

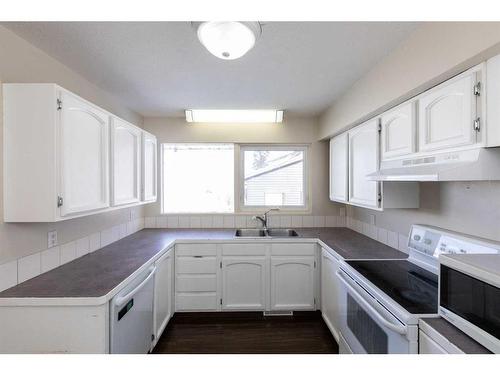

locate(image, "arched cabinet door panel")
[[381, 101, 416, 160], [221, 257, 268, 311], [59, 91, 110, 217], [270, 257, 315, 311]]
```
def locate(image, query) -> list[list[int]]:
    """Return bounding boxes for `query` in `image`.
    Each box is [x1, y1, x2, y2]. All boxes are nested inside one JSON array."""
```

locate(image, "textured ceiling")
[[3, 22, 419, 117]]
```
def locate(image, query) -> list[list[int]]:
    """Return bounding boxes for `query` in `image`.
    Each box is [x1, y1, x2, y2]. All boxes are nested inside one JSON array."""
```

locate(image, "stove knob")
[[413, 235, 421, 241]]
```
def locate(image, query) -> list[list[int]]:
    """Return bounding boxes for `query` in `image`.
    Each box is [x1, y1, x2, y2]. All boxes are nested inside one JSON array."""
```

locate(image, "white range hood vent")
[[367, 147, 500, 181]]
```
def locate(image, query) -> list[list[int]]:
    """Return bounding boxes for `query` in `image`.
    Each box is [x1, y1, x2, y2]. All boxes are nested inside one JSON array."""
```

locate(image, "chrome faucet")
[[253, 208, 280, 230]]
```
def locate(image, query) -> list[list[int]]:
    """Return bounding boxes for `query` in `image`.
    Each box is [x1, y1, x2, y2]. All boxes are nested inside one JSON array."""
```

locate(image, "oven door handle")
[[336, 270, 407, 336]]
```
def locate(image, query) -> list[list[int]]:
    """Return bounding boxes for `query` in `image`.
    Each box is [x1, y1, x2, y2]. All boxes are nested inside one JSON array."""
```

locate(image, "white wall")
[[319, 22, 500, 242], [143, 116, 342, 218], [0, 25, 146, 269]]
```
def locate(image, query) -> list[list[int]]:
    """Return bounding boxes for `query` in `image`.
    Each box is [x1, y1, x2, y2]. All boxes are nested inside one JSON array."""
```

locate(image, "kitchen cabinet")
[[110, 117, 141, 206], [142, 131, 157, 202], [329, 132, 349, 203], [418, 66, 481, 153], [3, 83, 150, 222], [348, 119, 380, 209], [419, 330, 448, 354], [381, 100, 416, 160], [153, 248, 174, 347], [270, 256, 315, 310], [321, 248, 340, 341], [221, 256, 268, 311], [175, 244, 218, 311]]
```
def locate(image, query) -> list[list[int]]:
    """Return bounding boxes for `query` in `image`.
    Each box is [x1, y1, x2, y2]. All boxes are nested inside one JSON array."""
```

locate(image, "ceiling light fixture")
[[185, 110, 284, 124], [193, 21, 262, 60]]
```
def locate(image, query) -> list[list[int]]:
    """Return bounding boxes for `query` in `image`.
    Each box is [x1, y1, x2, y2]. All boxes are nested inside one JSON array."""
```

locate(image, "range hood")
[[367, 147, 500, 181]]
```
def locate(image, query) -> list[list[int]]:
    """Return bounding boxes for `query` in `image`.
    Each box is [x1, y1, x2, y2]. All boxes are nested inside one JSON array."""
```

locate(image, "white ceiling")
[[4, 22, 419, 117]]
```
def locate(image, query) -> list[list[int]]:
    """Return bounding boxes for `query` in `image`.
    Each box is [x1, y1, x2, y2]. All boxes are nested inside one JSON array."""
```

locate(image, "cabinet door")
[[153, 250, 173, 346], [221, 257, 268, 311], [348, 119, 380, 209], [321, 249, 340, 340], [59, 91, 110, 217], [418, 70, 477, 152], [381, 101, 416, 160], [111, 117, 141, 206], [142, 132, 157, 202], [270, 256, 315, 310], [330, 133, 349, 202]]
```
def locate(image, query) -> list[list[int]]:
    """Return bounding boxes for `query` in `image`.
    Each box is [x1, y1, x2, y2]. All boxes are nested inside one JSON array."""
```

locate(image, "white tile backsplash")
[[18, 253, 41, 283], [178, 216, 190, 228], [212, 215, 224, 228], [291, 216, 303, 228], [201, 216, 213, 228], [377, 228, 388, 245], [280, 216, 291, 228], [235, 215, 247, 229], [0, 260, 18, 291], [267, 215, 280, 228], [313, 216, 325, 227], [246, 215, 257, 228], [60, 241, 77, 265], [398, 234, 409, 253], [302, 216, 314, 227], [89, 232, 101, 252], [223, 215, 235, 228], [145, 216, 156, 228], [189, 216, 201, 228], [157, 216, 168, 228], [41, 246, 60, 273], [387, 230, 399, 249], [119, 223, 127, 239], [76, 237, 90, 258]]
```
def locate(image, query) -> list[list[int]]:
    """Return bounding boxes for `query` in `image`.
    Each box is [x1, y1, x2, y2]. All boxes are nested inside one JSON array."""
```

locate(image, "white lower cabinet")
[[175, 244, 218, 311], [321, 248, 340, 341], [153, 248, 174, 347], [221, 256, 268, 311], [270, 256, 315, 310], [419, 330, 448, 354]]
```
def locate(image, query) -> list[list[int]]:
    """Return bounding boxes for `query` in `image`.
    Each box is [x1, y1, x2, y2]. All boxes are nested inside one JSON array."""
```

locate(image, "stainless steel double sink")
[[234, 228, 299, 238]]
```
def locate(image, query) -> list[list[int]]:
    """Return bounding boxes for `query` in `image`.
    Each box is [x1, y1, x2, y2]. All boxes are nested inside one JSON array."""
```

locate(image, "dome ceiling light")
[[193, 21, 262, 60]]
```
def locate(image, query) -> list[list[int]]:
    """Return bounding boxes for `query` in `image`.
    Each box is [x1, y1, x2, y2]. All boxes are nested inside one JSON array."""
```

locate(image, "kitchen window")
[[239, 145, 308, 210], [162, 143, 234, 213]]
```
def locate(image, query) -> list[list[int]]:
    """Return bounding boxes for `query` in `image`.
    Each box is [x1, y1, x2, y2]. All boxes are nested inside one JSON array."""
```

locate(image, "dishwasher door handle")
[[336, 270, 407, 336], [114, 266, 156, 306]]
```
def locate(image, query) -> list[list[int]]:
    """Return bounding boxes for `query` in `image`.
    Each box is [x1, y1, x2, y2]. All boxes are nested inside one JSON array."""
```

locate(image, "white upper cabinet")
[[418, 66, 480, 153], [381, 100, 416, 160], [348, 119, 380, 209], [59, 91, 110, 217], [3, 83, 148, 222], [110, 117, 141, 206], [329, 133, 349, 203], [142, 131, 157, 202]]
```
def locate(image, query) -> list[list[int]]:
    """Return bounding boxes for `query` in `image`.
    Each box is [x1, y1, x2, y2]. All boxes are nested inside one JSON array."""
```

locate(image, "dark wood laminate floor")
[[152, 311, 338, 354]]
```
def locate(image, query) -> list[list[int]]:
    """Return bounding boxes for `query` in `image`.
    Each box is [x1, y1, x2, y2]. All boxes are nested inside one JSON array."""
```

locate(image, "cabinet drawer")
[[176, 275, 217, 292], [175, 293, 218, 311], [222, 243, 268, 256], [271, 243, 316, 256], [176, 243, 217, 256], [176, 257, 217, 274]]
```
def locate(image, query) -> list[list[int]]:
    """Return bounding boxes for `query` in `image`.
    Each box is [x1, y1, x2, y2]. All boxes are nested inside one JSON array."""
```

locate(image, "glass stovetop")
[[346, 260, 439, 314]]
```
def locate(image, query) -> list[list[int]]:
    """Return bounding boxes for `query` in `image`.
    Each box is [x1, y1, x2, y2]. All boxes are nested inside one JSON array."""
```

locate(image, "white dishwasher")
[[110, 266, 156, 354]]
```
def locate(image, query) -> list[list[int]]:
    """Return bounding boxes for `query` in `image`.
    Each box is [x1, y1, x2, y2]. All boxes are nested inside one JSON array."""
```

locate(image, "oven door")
[[337, 268, 411, 354]]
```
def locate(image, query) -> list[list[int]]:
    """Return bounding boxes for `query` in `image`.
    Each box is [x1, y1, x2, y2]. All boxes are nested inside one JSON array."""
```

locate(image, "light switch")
[[47, 230, 58, 248]]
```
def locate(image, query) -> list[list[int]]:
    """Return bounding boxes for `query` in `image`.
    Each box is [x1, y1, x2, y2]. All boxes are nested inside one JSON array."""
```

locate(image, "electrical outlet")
[[47, 230, 58, 248], [339, 207, 346, 217]]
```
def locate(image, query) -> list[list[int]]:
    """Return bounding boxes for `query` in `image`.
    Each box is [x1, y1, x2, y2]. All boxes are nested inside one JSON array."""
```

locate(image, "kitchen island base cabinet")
[[221, 257, 268, 311], [321, 249, 340, 342], [270, 257, 315, 311]]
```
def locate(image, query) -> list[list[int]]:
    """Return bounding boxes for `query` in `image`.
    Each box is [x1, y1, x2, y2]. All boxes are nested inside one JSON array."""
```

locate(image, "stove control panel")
[[408, 225, 500, 258]]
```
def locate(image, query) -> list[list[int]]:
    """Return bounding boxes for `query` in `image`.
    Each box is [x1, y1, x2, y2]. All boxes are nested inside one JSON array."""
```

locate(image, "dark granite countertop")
[[0, 227, 405, 301], [421, 317, 492, 354], [313, 227, 408, 260]]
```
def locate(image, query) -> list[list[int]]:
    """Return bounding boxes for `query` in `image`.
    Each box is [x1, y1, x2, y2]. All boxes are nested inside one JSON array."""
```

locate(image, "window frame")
[[237, 144, 310, 213]]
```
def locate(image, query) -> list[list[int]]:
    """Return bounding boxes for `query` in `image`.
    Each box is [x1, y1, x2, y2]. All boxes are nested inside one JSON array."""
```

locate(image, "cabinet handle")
[[193, 255, 203, 258]]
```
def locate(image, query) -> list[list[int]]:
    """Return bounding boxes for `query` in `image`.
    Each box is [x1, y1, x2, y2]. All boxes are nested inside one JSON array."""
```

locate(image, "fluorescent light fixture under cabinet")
[[185, 109, 284, 123]]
